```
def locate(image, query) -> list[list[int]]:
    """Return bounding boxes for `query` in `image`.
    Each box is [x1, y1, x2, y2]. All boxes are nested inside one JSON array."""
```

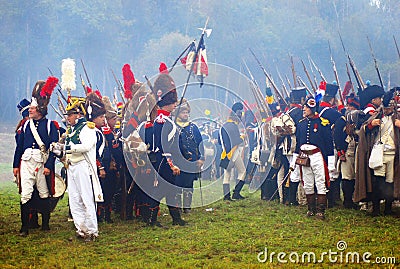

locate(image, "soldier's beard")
[[178, 117, 188, 122]]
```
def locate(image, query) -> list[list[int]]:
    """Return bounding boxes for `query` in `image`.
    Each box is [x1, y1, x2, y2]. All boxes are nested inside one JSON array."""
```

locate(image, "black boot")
[[327, 181, 338, 208], [20, 201, 30, 236], [232, 180, 245, 200], [342, 180, 359, 209], [223, 184, 232, 201], [316, 194, 327, 220], [169, 207, 186, 226], [148, 206, 163, 227], [40, 198, 51, 231], [282, 185, 290, 205], [371, 176, 383, 217], [140, 204, 151, 224], [183, 190, 193, 213], [28, 210, 40, 229], [306, 194, 316, 217], [97, 204, 105, 223], [384, 182, 394, 215], [105, 204, 113, 223], [288, 181, 299, 206]]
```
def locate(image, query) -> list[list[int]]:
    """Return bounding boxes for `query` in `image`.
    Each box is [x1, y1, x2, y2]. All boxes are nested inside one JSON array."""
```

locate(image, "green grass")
[[1, 180, 399, 268]]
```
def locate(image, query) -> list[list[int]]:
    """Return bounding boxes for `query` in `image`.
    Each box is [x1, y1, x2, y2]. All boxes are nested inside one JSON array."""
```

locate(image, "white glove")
[[50, 142, 64, 157]]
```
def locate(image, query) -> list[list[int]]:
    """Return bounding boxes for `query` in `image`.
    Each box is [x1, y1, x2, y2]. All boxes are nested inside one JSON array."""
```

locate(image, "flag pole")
[[169, 39, 196, 73], [176, 17, 210, 112]]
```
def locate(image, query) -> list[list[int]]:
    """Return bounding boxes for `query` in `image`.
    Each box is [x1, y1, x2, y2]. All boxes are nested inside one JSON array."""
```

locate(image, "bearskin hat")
[[102, 96, 117, 120], [17, 99, 31, 118], [85, 92, 106, 121], [153, 73, 178, 107], [30, 77, 59, 116]]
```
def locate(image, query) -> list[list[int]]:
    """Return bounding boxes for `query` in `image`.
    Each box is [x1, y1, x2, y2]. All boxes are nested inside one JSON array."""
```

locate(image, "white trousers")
[[288, 154, 301, 183], [223, 147, 246, 184], [20, 157, 49, 204], [67, 160, 98, 236], [301, 152, 327, 195]]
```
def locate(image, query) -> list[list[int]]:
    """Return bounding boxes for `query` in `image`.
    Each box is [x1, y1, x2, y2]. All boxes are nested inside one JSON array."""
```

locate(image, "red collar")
[[290, 104, 302, 109], [319, 101, 331, 108], [157, 109, 171, 117]]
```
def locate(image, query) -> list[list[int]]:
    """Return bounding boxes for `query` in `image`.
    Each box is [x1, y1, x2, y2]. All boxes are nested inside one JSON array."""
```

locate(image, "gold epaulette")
[[87, 121, 95, 129], [320, 117, 330, 126]]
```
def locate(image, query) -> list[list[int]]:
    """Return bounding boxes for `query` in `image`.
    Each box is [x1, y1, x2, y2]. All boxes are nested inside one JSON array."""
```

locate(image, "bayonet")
[[80, 59, 92, 89], [249, 48, 288, 107], [367, 36, 384, 88], [328, 40, 345, 104], [300, 59, 317, 93]]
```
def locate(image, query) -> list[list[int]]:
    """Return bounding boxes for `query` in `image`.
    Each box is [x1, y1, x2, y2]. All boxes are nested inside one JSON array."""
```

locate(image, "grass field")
[[1, 178, 399, 268], [1, 131, 399, 268]]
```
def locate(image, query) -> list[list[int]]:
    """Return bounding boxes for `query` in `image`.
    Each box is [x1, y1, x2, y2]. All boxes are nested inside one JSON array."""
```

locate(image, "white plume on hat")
[[61, 58, 76, 91]]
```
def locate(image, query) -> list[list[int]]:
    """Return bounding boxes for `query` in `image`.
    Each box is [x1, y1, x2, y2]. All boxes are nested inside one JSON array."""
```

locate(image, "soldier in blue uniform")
[[148, 72, 186, 226], [13, 78, 59, 236], [317, 83, 343, 208], [286, 87, 307, 206], [220, 102, 247, 200], [295, 96, 334, 220], [174, 99, 204, 213], [15, 99, 40, 229]]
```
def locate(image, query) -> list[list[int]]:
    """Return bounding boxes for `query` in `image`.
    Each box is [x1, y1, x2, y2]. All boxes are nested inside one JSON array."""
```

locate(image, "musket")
[[144, 75, 154, 93], [249, 48, 288, 107], [111, 69, 126, 105], [285, 74, 292, 90], [328, 41, 345, 104], [80, 74, 89, 95], [275, 66, 290, 97], [80, 59, 92, 89], [339, 32, 365, 90], [47, 67, 68, 103], [56, 94, 69, 127], [296, 75, 313, 96], [289, 54, 297, 88], [169, 40, 196, 73], [393, 35, 400, 60], [50, 103, 64, 120], [300, 59, 317, 93], [307, 53, 318, 89], [242, 59, 271, 118], [367, 36, 384, 89], [345, 63, 355, 93], [308, 54, 326, 82]]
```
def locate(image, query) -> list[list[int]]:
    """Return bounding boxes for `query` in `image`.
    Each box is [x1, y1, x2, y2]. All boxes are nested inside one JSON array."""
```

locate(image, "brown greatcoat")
[[354, 115, 400, 202]]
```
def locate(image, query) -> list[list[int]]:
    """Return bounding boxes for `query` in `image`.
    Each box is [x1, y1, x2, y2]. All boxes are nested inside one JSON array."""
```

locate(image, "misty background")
[[1, 0, 400, 126]]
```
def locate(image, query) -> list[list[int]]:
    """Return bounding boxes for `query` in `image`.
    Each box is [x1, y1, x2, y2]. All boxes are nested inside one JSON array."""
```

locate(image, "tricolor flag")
[[180, 40, 209, 87]]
